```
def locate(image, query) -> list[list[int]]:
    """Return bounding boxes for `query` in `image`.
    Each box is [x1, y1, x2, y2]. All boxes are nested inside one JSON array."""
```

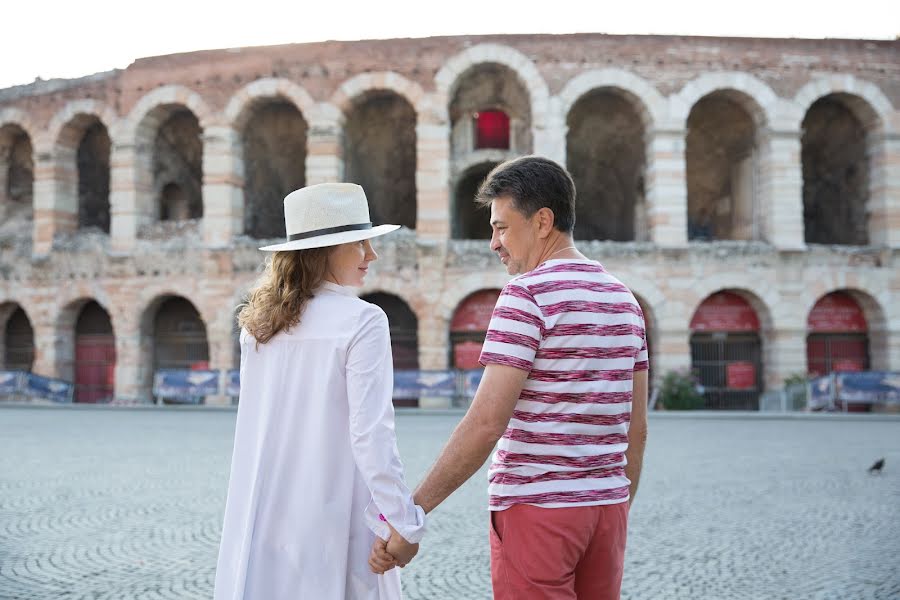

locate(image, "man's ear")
[[536, 207, 556, 238]]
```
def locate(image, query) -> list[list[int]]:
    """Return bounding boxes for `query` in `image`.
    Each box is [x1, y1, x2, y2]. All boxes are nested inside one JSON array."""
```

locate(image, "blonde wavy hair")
[[238, 248, 332, 345]]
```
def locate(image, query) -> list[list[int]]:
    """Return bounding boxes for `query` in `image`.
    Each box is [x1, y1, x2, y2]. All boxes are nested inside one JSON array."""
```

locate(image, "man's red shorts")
[[490, 502, 628, 600]]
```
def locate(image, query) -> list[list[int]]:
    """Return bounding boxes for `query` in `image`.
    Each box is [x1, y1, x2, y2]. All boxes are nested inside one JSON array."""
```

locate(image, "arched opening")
[[686, 93, 758, 241], [153, 109, 203, 221], [242, 100, 308, 239], [76, 120, 111, 232], [74, 301, 115, 403], [362, 292, 419, 407], [159, 183, 191, 221], [152, 297, 210, 373], [567, 89, 646, 241], [801, 95, 869, 245], [3, 306, 34, 372], [453, 162, 497, 240], [690, 291, 763, 410], [0, 125, 34, 226], [807, 291, 869, 377], [449, 63, 532, 159], [450, 289, 502, 370], [343, 91, 417, 229]]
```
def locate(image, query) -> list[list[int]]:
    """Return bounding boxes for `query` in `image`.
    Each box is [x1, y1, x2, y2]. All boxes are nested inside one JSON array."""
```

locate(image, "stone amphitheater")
[[0, 34, 897, 407]]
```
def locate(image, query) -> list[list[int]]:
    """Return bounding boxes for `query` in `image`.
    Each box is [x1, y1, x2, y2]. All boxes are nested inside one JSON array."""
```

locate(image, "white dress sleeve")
[[345, 307, 426, 543]]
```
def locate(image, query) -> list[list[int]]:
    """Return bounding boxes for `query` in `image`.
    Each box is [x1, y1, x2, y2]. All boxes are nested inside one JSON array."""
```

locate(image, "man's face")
[[489, 196, 537, 275]]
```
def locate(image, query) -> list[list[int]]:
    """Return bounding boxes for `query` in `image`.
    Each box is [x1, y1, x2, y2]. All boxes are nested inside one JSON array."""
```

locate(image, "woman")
[[214, 183, 425, 600]]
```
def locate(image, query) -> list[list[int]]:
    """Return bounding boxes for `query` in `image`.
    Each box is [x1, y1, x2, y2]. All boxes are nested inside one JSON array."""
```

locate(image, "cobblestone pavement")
[[1, 407, 898, 600]]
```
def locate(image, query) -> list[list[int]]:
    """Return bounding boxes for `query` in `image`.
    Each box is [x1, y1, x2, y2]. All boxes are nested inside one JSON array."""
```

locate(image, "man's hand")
[[368, 537, 397, 574], [386, 529, 418, 567]]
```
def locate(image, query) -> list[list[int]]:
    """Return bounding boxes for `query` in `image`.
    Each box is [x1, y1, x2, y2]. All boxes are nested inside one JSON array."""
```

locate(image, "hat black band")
[[288, 222, 373, 242]]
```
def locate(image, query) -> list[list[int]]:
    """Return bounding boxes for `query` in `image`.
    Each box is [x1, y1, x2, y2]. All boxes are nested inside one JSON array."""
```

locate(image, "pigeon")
[[868, 458, 885, 474]]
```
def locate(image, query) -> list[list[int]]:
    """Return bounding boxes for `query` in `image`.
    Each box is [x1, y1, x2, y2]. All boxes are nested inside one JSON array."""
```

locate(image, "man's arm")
[[625, 368, 649, 504], [413, 364, 528, 514]]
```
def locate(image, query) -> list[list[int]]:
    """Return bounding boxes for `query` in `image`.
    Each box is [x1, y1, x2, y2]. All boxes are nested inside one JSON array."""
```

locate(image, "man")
[[373, 156, 649, 599]]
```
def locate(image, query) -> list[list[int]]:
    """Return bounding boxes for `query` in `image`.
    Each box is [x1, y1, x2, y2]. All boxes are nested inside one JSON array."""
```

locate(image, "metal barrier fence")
[[0, 371, 75, 403], [760, 371, 900, 412], [151, 369, 486, 406]]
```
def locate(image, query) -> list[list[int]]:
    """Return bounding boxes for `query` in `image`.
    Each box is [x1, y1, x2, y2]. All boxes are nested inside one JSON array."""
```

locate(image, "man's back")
[[479, 258, 649, 511]]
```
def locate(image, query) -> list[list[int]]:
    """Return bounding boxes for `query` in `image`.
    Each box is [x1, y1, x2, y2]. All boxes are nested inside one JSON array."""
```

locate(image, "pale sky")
[[2, 0, 898, 90]]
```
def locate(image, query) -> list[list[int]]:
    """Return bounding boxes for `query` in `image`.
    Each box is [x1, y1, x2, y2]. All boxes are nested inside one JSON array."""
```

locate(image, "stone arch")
[[338, 86, 418, 229], [565, 86, 648, 241], [792, 76, 893, 133], [55, 297, 116, 400], [361, 290, 420, 371], [435, 43, 550, 127], [0, 113, 35, 227], [47, 103, 115, 233], [452, 160, 498, 239], [803, 286, 890, 371], [794, 79, 894, 246], [118, 85, 214, 144], [1, 301, 35, 372], [224, 78, 318, 132], [671, 72, 778, 128], [684, 85, 769, 241], [136, 292, 211, 401], [224, 79, 313, 240], [439, 273, 512, 323], [557, 69, 666, 132], [331, 72, 427, 121]]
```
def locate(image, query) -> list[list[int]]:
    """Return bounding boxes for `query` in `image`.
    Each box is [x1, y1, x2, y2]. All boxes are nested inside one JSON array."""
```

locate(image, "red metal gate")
[[806, 292, 869, 377], [75, 334, 116, 403]]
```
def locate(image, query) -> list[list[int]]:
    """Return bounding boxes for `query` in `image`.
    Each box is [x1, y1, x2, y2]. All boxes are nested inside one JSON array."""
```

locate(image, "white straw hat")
[[259, 183, 400, 251]]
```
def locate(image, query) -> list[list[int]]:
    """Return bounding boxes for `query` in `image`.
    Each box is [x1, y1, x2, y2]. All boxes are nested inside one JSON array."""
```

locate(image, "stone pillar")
[[112, 308, 149, 403], [653, 327, 692, 378], [306, 120, 342, 186], [32, 150, 78, 256], [205, 302, 239, 406], [30, 318, 61, 380], [762, 131, 806, 250], [533, 98, 565, 165], [645, 130, 688, 247], [202, 126, 244, 247], [109, 143, 152, 253], [869, 134, 900, 248], [416, 118, 451, 240], [764, 328, 807, 390]]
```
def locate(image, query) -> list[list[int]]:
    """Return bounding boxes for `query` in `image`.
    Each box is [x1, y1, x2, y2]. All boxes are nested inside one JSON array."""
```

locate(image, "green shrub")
[[659, 368, 705, 410]]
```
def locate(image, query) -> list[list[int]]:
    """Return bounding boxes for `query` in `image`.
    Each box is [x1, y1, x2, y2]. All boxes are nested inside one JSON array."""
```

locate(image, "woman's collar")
[[319, 280, 357, 297]]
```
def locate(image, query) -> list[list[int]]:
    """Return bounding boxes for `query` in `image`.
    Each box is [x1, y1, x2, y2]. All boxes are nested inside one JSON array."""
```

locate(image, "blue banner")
[[393, 370, 457, 399], [225, 369, 240, 397], [837, 371, 900, 404], [808, 376, 833, 411], [0, 371, 23, 394], [23, 373, 74, 403], [153, 370, 220, 401]]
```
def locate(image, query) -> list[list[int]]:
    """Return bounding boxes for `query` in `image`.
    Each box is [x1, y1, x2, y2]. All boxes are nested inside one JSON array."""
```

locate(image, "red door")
[[75, 334, 116, 403]]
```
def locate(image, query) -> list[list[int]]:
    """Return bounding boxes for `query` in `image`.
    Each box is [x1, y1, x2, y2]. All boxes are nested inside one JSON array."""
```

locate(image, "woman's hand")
[[386, 529, 419, 567]]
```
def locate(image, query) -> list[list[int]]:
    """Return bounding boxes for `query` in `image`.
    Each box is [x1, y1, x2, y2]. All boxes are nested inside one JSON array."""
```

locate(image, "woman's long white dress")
[[214, 281, 425, 600]]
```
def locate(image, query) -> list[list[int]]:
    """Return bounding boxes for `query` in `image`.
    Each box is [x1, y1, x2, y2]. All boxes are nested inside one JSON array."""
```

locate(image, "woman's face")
[[325, 238, 378, 287]]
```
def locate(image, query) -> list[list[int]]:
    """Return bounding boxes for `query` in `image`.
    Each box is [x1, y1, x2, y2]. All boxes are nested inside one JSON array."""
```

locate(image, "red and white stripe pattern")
[[480, 259, 648, 510]]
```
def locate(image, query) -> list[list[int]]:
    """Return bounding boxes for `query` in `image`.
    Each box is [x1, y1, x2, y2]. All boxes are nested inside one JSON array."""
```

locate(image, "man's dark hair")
[[475, 156, 576, 234]]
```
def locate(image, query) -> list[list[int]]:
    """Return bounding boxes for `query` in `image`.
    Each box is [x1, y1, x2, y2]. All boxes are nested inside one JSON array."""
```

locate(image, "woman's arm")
[[345, 307, 426, 547]]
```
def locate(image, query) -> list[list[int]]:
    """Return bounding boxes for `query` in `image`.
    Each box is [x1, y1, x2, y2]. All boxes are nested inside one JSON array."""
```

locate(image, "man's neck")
[[532, 235, 583, 268]]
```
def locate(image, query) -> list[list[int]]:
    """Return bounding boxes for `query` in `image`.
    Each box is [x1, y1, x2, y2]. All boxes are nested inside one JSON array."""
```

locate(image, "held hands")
[[368, 525, 419, 574]]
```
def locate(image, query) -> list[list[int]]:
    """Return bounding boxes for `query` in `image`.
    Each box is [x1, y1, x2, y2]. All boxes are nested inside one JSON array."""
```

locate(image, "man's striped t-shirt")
[[479, 259, 648, 511]]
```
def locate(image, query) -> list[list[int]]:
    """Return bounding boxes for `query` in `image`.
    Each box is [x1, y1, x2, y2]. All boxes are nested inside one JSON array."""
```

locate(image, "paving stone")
[[0, 409, 898, 599]]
